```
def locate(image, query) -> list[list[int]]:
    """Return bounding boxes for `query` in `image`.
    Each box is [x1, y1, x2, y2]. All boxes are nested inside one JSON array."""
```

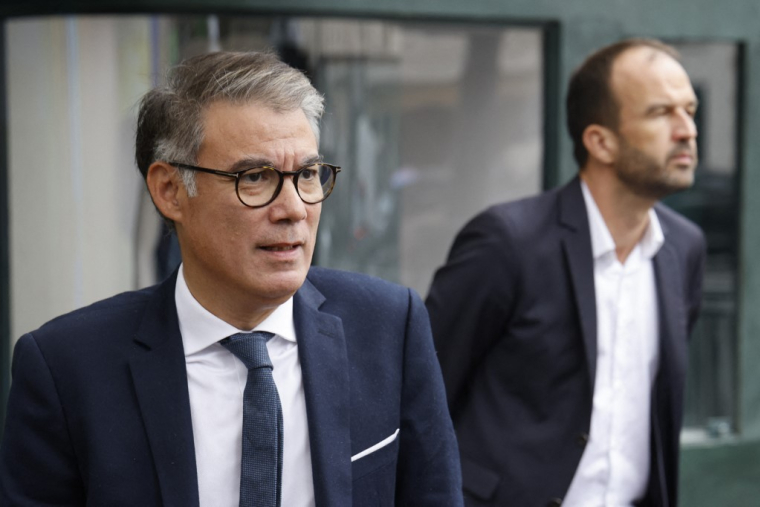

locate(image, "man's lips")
[[259, 242, 302, 252], [669, 151, 696, 165]]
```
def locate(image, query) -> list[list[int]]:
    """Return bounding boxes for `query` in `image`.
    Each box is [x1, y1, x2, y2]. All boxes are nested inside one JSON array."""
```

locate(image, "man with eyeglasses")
[[427, 39, 705, 506], [0, 51, 462, 507]]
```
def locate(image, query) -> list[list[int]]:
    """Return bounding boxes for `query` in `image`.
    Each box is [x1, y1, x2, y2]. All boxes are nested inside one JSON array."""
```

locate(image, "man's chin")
[[258, 271, 309, 300], [648, 177, 694, 200], [668, 167, 696, 190]]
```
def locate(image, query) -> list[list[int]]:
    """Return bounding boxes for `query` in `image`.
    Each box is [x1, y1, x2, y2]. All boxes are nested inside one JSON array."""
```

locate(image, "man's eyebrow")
[[301, 155, 322, 166], [644, 103, 669, 115], [227, 155, 323, 172], [228, 158, 273, 172], [644, 98, 699, 115]]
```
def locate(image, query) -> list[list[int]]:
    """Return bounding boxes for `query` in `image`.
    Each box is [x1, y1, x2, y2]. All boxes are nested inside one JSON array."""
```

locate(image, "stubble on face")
[[615, 135, 698, 200]]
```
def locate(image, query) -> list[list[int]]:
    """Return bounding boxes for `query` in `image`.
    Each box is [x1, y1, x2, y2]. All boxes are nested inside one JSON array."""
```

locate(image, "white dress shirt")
[[563, 182, 664, 507], [175, 265, 316, 507]]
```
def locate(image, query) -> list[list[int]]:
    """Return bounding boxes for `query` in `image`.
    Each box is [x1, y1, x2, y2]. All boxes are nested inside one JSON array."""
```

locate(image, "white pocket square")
[[351, 428, 400, 462]]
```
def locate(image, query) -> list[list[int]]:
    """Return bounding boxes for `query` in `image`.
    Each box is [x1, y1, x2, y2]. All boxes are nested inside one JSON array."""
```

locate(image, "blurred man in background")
[[427, 38, 705, 507]]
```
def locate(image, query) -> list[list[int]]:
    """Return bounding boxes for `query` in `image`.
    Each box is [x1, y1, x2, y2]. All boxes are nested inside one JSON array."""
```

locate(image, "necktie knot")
[[220, 331, 275, 370]]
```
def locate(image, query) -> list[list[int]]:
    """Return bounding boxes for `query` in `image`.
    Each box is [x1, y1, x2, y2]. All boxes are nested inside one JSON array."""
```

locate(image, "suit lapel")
[[652, 229, 688, 408], [129, 273, 200, 507], [559, 177, 598, 388], [650, 214, 687, 507], [294, 278, 352, 507]]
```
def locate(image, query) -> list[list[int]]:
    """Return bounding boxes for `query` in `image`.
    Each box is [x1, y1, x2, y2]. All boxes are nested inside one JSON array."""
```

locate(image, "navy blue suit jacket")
[[426, 178, 705, 507], [0, 267, 463, 506]]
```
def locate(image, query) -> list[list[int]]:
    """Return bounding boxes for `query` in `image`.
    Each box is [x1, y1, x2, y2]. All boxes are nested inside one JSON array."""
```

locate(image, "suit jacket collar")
[[558, 177, 598, 388], [652, 202, 687, 388], [652, 233, 688, 404], [129, 270, 200, 507], [294, 276, 353, 507]]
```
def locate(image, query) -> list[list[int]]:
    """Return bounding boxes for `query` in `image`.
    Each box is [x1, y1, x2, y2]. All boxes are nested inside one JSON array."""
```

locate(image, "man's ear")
[[146, 162, 184, 223], [582, 124, 618, 165]]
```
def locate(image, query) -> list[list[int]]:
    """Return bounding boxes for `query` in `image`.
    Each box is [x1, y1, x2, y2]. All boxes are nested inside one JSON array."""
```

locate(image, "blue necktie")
[[220, 331, 283, 507]]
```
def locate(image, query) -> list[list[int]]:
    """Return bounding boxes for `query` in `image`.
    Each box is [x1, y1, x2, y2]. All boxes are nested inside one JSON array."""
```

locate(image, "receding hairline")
[[611, 44, 684, 79], [607, 45, 691, 116]]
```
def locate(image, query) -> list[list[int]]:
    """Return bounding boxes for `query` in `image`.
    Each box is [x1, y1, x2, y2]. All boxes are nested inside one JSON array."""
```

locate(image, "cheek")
[[201, 207, 262, 254], [629, 130, 668, 159], [308, 208, 321, 238]]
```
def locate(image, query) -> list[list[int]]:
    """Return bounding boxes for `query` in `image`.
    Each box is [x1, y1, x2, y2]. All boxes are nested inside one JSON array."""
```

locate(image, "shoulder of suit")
[[306, 266, 413, 305], [29, 282, 161, 343], [466, 185, 564, 240], [653, 202, 706, 246]]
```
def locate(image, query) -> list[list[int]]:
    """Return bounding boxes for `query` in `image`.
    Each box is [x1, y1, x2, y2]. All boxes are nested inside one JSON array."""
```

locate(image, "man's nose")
[[269, 176, 307, 222], [673, 109, 698, 140]]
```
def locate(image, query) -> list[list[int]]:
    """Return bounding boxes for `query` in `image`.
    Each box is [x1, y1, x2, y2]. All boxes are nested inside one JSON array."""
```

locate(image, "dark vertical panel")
[[733, 41, 745, 432], [0, 20, 9, 431], [541, 22, 561, 189]]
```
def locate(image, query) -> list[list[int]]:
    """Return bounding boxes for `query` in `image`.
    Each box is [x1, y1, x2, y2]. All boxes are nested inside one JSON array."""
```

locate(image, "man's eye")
[[300, 168, 319, 181], [242, 169, 271, 183]]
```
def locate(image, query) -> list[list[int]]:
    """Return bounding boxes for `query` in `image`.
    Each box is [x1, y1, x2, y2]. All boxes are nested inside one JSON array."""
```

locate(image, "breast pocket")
[[351, 430, 400, 507], [351, 428, 400, 480]]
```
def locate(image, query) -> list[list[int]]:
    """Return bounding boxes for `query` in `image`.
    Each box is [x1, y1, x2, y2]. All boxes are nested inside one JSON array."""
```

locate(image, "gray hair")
[[136, 51, 324, 203]]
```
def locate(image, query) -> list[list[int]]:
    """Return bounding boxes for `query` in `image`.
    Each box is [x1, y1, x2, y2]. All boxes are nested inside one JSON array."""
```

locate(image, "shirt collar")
[[175, 264, 297, 357], [580, 179, 664, 261]]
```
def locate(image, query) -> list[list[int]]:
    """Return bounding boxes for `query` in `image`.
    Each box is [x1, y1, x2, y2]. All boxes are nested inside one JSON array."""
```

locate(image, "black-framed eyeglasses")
[[170, 162, 341, 208]]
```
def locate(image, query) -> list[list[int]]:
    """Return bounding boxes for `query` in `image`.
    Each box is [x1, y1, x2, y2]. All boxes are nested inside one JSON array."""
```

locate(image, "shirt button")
[[577, 432, 589, 447], [547, 498, 563, 506]]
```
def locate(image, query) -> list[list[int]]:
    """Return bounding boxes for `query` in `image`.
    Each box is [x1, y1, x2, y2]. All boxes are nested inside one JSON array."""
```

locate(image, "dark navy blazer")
[[426, 177, 706, 507], [0, 267, 463, 506]]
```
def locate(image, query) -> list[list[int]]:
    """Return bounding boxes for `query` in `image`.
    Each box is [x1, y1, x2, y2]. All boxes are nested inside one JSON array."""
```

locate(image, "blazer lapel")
[[129, 273, 200, 507], [294, 278, 352, 507], [652, 233, 688, 408], [650, 217, 688, 507], [559, 177, 598, 388]]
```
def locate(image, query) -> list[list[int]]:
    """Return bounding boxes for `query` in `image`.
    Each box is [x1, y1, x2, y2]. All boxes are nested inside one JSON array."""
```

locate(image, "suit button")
[[547, 498, 562, 506], [577, 432, 589, 447]]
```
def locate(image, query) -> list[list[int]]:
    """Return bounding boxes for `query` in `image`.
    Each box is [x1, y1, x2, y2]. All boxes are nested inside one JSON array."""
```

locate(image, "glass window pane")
[[7, 15, 544, 343], [666, 42, 740, 439], [305, 21, 544, 295]]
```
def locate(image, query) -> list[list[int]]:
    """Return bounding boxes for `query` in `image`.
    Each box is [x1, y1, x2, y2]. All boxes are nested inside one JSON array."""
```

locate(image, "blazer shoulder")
[[28, 283, 161, 346], [306, 267, 414, 309], [456, 186, 564, 253], [654, 202, 706, 250]]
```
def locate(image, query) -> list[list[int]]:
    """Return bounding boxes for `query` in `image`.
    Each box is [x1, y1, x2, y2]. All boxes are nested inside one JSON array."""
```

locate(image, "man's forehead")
[[610, 46, 694, 105], [197, 100, 318, 167]]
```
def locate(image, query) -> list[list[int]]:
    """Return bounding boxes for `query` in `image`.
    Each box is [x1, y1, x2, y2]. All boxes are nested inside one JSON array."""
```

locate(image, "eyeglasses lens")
[[237, 165, 335, 207], [297, 165, 334, 203], [237, 167, 280, 207]]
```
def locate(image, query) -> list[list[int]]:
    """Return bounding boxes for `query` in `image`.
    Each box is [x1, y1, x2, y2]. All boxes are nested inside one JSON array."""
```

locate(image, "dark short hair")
[[135, 50, 323, 181], [565, 38, 680, 168]]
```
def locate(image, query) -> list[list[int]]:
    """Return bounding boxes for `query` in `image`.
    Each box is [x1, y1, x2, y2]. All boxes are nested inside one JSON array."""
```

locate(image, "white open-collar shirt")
[[563, 181, 664, 507], [175, 265, 315, 507]]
